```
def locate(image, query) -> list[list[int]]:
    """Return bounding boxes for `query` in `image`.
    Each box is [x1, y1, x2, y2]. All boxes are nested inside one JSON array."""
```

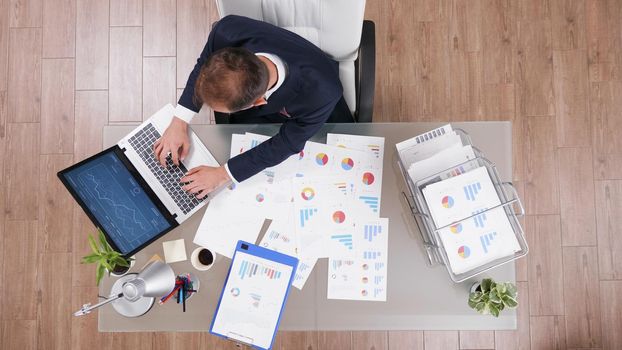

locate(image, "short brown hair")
[[194, 47, 269, 112]]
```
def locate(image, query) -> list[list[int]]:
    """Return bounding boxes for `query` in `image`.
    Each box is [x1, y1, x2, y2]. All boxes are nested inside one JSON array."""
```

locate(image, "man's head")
[[194, 47, 270, 113]]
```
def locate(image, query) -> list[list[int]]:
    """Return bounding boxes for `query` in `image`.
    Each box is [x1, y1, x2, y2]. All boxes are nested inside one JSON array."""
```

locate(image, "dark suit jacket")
[[178, 15, 343, 182]]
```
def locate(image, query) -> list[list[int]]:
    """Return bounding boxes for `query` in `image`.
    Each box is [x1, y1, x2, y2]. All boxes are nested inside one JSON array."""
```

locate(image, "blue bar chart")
[[363, 251, 381, 259], [299, 208, 318, 227], [238, 260, 282, 280], [331, 234, 353, 250], [364, 224, 382, 242], [479, 231, 498, 253], [359, 196, 379, 213], [463, 182, 482, 201], [472, 209, 488, 228]]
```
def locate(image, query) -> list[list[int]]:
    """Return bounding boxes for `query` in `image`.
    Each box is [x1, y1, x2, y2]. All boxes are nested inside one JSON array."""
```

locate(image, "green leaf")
[[101, 259, 114, 272], [489, 290, 501, 303], [468, 298, 478, 309], [475, 302, 486, 313], [99, 230, 112, 253], [502, 295, 518, 308], [96, 263, 105, 286], [81, 253, 101, 264], [481, 278, 493, 293], [496, 283, 507, 294], [87, 235, 100, 254], [489, 303, 500, 317], [114, 256, 130, 267]]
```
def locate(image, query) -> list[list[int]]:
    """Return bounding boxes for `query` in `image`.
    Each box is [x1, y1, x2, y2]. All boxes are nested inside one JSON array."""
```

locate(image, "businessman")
[[154, 15, 352, 198]]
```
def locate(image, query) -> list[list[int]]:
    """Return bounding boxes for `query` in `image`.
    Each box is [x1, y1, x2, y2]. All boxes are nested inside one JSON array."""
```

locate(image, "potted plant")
[[468, 278, 518, 317], [81, 229, 134, 286]]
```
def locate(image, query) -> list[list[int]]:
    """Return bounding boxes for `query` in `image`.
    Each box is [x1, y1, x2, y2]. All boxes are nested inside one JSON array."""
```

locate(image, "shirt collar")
[[255, 52, 286, 100]]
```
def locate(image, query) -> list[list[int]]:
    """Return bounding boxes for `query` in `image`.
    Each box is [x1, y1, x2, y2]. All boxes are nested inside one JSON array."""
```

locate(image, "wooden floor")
[[1, 0, 621, 349]]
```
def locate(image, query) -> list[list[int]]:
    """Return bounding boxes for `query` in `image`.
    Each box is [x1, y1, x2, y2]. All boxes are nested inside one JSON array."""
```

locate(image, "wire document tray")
[[398, 129, 528, 283]]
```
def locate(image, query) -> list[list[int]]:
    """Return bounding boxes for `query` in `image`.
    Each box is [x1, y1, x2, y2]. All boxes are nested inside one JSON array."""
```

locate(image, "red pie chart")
[[315, 153, 329, 166], [362, 172, 375, 185], [332, 210, 346, 224]]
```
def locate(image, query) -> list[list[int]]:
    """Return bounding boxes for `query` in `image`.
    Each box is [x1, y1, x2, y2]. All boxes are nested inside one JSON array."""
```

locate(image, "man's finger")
[[181, 181, 201, 192], [180, 141, 190, 161], [185, 167, 202, 176], [196, 189, 210, 199], [180, 172, 198, 183], [171, 146, 180, 166], [158, 149, 169, 167], [188, 184, 205, 194]]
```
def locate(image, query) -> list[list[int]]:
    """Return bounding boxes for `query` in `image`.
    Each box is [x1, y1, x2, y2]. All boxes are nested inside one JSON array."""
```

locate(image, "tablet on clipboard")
[[210, 241, 298, 350]]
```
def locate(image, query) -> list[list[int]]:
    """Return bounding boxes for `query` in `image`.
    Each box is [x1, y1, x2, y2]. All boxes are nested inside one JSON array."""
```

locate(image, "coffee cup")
[[191, 247, 217, 271]]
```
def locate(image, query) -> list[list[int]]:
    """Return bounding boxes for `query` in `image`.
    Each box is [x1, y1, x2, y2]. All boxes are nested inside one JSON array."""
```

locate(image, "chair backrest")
[[215, 0, 367, 113]]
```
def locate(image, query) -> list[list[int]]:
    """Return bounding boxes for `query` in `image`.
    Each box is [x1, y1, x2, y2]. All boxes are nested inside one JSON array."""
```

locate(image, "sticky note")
[[162, 239, 187, 263]]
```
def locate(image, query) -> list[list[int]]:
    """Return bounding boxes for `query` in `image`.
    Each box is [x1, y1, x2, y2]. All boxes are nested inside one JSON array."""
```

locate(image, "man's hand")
[[153, 117, 190, 167], [181, 166, 232, 199]]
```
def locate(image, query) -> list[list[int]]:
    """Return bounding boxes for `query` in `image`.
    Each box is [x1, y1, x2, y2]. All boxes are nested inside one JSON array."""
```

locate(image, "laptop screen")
[[62, 148, 173, 255]]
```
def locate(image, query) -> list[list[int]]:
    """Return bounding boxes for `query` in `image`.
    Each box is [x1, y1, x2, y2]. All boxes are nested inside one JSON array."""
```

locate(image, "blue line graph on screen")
[[479, 231, 498, 253], [364, 224, 382, 242], [359, 196, 379, 213], [463, 182, 482, 201], [299, 208, 318, 227], [472, 209, 488, 228], [330, 234, 353, 250]]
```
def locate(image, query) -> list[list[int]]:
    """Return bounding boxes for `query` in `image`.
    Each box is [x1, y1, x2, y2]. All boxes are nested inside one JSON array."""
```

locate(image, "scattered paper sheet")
[[327, 218, 389, 301]]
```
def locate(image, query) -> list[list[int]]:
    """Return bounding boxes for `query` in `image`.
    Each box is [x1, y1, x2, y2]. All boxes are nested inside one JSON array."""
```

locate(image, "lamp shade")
[[122, 261, 175, 302]]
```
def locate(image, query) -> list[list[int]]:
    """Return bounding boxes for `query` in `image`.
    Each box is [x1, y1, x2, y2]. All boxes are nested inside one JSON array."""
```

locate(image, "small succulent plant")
[[468, 278, 518, 317], [81, 229, 132, 286]]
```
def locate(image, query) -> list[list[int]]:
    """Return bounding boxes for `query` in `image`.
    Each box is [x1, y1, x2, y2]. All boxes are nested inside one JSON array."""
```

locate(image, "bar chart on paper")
[[238, 260, 283, 280], [299, 208, 318, 227], [359, 196, 379, 213], [364, 224, 382, 242], [479, 231, 497, 253], [330, 234, 353, 250]]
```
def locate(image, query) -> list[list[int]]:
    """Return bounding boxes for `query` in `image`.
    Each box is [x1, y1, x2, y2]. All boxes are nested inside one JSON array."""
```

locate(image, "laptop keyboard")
[[127, 123, 204, 215]]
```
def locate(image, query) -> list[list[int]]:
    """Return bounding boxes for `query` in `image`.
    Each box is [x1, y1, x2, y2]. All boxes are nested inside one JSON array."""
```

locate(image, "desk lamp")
[[74, 261, 175, 317]]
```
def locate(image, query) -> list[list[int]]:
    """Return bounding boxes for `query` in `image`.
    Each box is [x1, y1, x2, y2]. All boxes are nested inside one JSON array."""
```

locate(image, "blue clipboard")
[[210, 240, 298, 350]]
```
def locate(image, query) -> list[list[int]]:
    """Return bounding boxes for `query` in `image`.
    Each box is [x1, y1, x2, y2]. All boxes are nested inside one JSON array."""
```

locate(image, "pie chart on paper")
[[341, 158, 354, 171], [458, 245, 470, 258], [315, 153, 329, 166], [441, 195, 454, 208], [362, 172, 375, 185], [332, 210, 346, 224]]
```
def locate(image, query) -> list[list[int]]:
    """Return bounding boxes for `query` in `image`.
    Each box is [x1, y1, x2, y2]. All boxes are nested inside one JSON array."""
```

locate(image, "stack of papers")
[[194, 133, 390, 301], [397, 125, 521, 275]]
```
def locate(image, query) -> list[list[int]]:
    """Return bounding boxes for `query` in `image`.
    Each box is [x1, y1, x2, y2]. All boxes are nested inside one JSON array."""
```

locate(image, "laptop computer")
[[58, 104, 219, 257]]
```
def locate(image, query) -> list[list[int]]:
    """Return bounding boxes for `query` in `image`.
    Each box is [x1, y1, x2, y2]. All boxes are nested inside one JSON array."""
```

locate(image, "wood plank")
[[75, 0, 109, 90], [413, 20, 451, 119], [516, 19, 555, 116], [39, 155, 74, 252], [524, 116, 560, 215], [585, 0, 622, 82], [8, 0, 41, 27], [530, 316, 567, 350], [0, 0, 10, 89], [276, 331, 318, 349], [525, 215, 565, 316], [388, 331, 423, 350], [71, 287, 112, 349], [482, 0, 515, 85], [459, 331, 494, 349], [143, 57, 176, 120], [449, 48, 483, 119], [8, 27, 41, 123], [73, 90, 107, 161], [562, 247, 602, 348], [553, 50, 590, 147], [2, 320, 37, 350], [494, 281, 530, 350], [2, 220, 39, 320], [599, 281, 622, 349], [5, 123, 39, 220], [594, 180, 622, 279], [109, 26, 142, 122], [515, 0, 551, 20], [318, 331, 352, 350], [42, 0, 75, 57], [593, 153, 622, 180], [152, 333, 203, 350], [202, 332, 241, 349], [37, 252, 72, 350], [482, 83, 515, 120], [591, 82, 622, 163], [40, 58, 75, 153], [112, 333, 154, 349], [144, 0, 176, 57], [551, 0, 586, 50], [176, 0, 218, 89], [449, 0, 482, 53], [352, 331, 388, 350], [110, 0, 142, 26], [424, 331, 459, 350], [557, 147, 597, 246]]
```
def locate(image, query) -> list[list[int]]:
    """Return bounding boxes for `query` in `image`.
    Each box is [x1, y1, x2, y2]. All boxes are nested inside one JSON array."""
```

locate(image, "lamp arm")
[[73, 293, 124, 317]]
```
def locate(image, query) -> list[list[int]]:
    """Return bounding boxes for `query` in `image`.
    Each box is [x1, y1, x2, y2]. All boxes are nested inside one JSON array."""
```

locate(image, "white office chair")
[[215, 0, 375, 122]]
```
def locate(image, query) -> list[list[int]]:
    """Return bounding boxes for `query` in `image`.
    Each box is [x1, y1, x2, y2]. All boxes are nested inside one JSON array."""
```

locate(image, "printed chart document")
[[211, 242, 297, 350], [327, 218, 389, 301]]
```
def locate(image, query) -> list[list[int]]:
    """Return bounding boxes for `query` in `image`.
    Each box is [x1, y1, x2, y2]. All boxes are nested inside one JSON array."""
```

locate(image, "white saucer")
[[191, 247, 215, 271]]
